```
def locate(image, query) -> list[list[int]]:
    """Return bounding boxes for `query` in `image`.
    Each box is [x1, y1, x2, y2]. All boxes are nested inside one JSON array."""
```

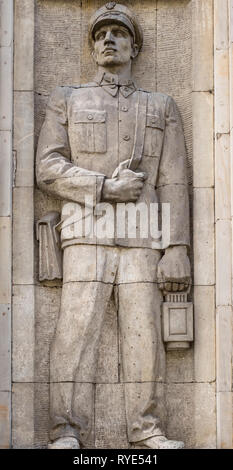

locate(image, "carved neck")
[[97, 61, 132, 82]]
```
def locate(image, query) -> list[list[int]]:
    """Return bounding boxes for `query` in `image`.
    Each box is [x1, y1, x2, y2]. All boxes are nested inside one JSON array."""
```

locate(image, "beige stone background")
[[0, 0, 232, 449]]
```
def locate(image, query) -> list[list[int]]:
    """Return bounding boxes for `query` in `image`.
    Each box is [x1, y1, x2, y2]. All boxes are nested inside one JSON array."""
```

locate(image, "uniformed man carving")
[[36, 3, 191, 449]]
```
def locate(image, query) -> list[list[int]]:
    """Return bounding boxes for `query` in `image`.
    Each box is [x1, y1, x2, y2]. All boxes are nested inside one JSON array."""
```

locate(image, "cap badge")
[[106, 2, 116, 10]]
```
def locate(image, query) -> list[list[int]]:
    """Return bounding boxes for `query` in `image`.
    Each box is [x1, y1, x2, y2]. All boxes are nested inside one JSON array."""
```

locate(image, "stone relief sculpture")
[[36, 2, 191, 449]]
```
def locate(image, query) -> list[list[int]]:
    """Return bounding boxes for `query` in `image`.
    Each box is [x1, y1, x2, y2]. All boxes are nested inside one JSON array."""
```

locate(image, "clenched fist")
[[102, 159, 147, 203], [157, 246, 191, 293]]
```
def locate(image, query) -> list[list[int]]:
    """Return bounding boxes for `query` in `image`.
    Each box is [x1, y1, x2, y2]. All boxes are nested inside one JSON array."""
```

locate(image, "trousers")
[[49, 244, 166, 444]]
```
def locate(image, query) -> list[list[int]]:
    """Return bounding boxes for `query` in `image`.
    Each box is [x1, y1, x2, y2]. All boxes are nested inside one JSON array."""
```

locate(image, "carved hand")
[[157, 246, 191, 293], [102, 159, 147, 203]]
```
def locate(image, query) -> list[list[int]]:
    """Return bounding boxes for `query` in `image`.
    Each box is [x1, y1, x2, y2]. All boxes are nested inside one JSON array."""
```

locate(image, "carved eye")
[[113, 29, 125, 38], [95, 31, 106, 41]]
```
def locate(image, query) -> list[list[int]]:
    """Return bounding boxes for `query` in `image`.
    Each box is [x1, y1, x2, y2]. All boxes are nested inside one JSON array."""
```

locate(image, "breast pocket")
[[144, 114, 165, 157], [70, 110, 107, 154]]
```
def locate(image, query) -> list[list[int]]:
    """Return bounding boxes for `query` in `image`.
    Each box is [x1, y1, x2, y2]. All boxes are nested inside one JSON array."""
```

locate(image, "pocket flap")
[[146, 114, 164, 130], [74, 110, 106, 123]]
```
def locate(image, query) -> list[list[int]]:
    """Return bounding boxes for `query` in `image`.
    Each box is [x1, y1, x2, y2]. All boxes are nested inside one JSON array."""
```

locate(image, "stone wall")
[[214, 0, 233, 448], [0, 0, 13, 449]]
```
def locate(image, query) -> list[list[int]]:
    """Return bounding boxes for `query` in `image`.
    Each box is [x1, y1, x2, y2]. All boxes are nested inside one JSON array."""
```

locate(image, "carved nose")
[[104, 31, 115, 44]]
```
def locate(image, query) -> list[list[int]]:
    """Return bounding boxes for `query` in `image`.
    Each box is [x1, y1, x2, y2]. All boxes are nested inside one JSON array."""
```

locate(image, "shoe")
[[48, 437, 80, 449], [131, 435, 185, 449]]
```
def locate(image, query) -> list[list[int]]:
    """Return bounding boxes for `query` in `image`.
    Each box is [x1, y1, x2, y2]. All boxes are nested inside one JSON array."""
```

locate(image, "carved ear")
[[131, 44, 139, 60], [91, 50, 97, 62]]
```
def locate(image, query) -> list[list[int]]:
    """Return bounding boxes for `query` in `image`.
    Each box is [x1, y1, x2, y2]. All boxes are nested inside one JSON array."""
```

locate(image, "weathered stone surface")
[[230, 0, 233, 43], [165, 383, 194, 449], [116, 248, 160, 284], [214, 0, 233, 450], [230, 45, 233, 134], [14, 0, 34, 91], [215, 49, 230, 134], [13, 187, 34, 285], [157, 0, 192, 99], [0, 0, 13, 452], [194, 286, 215, 382], [12, 285, 34, 382], [50, 281, 114, 383], [118, 282, 165, 383], [192, 0, 213, 92], [34, 188, 61, 222], [12, 383, 34, 448], [0, 392, 11, 449], [49, 381, 95, 447], [215, 133, 231, 221], [124, 381, 166, 442], [13, 91, 34, 187], [96, 295, 118, 384], [166, 348, 194, 384], [63, 245, 97, 283], [95, 384, 128, 449], [157, 0, 192, 176], [166, 383, 216, 449], [216, 220, 232, 307], [0, 0, 13, 48], [193, 383, 216, 449], [193, 188, 215, 285], [192, 91, 214, 188], [217, 392, 233, 449], [34, 93, 49, 147], [0, 46, 12, 131], [34, 383, 49, 449], [214, 0, 229, 49], [35, 285, 118, 384], [0, 304, 11, 391], [0, 217, 11, 304], [216, 306, 232, 392], [35, 286, 61, 382], [0, 131, 11, 216], [34, 381, 93, 449], [35, 0, 82, 95], [129, 0, 157, 92]]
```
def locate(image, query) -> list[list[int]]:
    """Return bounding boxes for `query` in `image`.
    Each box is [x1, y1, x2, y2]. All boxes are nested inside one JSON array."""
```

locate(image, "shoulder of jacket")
[[50, 84, 93, 96], [61, 82, 100, 91], [49, 85, 74, 101], [48, 83, 101, 111], [55, 83, 100, 97], [138, 89, 173, 105], [147, 90, 172, 103]]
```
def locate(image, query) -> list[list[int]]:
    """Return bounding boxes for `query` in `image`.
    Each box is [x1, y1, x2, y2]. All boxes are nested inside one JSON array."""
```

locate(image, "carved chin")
[[97, 56, 127, 67], [95, 51, 126, 65], [97, 55, 119, 65]]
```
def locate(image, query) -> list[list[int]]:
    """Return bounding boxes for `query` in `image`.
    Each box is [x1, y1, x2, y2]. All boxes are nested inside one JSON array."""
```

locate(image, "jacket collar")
[[94, 71, 137, 98]]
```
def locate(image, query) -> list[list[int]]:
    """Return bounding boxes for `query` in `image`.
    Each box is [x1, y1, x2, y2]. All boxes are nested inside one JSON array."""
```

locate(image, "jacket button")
[[122, 106, 128, 112], [123, 135, 130, 141], [88, 114, 93, 120]]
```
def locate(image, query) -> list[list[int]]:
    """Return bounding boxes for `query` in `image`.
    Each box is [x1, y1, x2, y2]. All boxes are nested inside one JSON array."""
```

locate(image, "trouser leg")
[[117, 248, 166, 443], [49, 245, 116, 444]]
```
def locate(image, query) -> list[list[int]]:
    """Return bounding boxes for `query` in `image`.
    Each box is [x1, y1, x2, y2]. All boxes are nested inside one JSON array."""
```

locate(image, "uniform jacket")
[[36, 72, 190, 249]]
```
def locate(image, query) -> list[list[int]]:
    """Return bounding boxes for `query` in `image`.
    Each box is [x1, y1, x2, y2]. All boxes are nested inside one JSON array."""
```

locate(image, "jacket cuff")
[[41, 174, 106, 207]]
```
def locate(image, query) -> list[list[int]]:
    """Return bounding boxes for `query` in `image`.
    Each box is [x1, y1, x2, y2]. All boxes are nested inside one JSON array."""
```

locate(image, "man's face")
[[93, 23, 138, 67]]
